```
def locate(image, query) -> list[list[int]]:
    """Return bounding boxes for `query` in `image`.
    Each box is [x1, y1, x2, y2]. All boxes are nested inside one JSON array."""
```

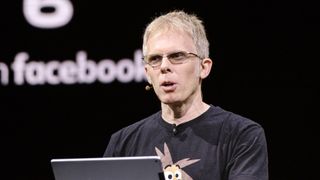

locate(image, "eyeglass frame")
[[142, 51, 203, 68]]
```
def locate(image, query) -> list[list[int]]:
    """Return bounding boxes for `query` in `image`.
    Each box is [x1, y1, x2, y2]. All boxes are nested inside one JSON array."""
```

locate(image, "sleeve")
[[227, 122, 269, 180], [103, 132, 121, 157]]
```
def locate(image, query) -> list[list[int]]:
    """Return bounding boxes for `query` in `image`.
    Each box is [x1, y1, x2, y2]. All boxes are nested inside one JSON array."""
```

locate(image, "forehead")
[[146, 29, 196, 54]]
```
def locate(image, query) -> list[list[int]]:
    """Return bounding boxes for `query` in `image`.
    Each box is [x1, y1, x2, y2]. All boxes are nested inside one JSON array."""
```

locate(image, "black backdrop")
[[1, 1, 318, 179]]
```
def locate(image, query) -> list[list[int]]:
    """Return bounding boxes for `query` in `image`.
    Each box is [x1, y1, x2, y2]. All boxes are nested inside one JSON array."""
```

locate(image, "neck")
[[161, 100, 210, 125]]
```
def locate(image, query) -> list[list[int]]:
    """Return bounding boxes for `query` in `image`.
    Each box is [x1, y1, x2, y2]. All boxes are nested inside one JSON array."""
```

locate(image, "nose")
[[160, 56, 171, 73]]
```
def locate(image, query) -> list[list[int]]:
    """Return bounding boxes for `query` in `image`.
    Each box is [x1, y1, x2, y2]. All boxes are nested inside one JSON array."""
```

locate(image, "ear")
[[200, 58, 213, 79], [144, 66, 152, 84]]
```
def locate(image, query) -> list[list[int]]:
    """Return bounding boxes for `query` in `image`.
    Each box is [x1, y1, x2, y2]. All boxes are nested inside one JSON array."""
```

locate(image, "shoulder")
[[210, 106, 269, 179], [208, 105, 265, 138]]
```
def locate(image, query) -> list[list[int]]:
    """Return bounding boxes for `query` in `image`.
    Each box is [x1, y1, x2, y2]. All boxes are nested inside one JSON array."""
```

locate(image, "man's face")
[[144, 30, 203, 105]]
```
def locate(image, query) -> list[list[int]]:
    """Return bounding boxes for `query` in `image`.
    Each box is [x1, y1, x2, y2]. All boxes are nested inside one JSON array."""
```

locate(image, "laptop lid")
[[50, 156, 164, 180]]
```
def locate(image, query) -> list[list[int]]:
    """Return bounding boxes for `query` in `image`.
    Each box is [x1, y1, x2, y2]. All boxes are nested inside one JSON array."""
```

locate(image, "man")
[[104, 10, 268, 180]]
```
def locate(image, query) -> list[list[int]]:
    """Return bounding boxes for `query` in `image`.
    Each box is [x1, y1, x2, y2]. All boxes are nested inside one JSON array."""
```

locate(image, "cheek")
[[149, 74, 159, 85], [184, 65, 200, 80], [144, 67, 152, 83], [180, 66, 201, 91], [145, 68, 157, 84]]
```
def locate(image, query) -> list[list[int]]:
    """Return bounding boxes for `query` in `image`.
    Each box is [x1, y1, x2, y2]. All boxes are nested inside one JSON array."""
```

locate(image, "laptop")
[[51, 156, 164, 180]]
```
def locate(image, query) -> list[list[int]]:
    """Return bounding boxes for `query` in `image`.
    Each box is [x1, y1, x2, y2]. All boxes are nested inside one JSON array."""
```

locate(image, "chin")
[[160, 97, 181, 105], [160, 97, 174, 104], [157, 92, 182, 104]]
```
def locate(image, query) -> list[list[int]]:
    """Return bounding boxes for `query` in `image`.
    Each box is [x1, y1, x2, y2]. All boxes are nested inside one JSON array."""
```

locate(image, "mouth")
[[161, 81, 175, 86], [160, 81, 177, 92]]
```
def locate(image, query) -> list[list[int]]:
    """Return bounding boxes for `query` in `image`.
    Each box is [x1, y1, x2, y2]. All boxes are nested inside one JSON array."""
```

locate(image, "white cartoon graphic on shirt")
[[155, 143, 200, 180]]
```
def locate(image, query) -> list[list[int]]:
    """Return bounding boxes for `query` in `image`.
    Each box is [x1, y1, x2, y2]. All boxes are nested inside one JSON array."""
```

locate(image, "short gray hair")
[[142, 10, 210, 59]]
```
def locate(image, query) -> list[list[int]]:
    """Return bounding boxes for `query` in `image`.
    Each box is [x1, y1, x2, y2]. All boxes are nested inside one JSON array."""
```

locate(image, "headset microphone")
[[145, 84, 153, 91]]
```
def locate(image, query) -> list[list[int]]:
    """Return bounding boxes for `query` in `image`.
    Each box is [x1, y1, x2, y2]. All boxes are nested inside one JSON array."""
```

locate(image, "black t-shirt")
[[104, 105, 268, 180]]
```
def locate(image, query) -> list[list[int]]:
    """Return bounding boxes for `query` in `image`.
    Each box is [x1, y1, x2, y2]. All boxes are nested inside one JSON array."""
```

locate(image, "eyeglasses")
[[143, 51, 202, 68]]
